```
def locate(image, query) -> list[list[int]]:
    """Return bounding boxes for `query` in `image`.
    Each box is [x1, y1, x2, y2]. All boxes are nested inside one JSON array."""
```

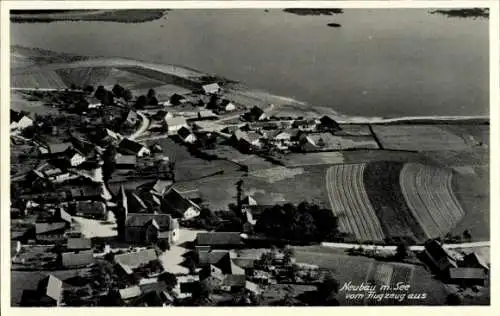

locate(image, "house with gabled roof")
[[448, 267, 488, 287], [150, 179, 173, 197], [45, 142, 73, 156], [118, 138, 151, 157], [114, 248, 161, 276], [318, 115, 341, 133], [115, 154, 137, 169], [201, 83, 220, 95], [61, 250, 94, 268], [241, 106, 266, 122], [35, 222, 67, 243], [10, 110, 34, 131], [67, 237, 91, 251], [177, 126, 197, 144], [424, 239, 458, 275], [124, 110, 139, 126], [462, 252, 489, 272], [161, 187, 201, 220], [124, 212, 180, 245], [165, 116, 188, 134], [70, 200, 107, 220]]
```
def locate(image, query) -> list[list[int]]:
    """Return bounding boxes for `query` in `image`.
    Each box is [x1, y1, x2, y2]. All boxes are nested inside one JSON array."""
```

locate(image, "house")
[[448, 267, 488, 287], [119, 285, 142, 303], [202, 83, 220, 95], [162, 187, 201, 219], [221, 99, 237, 112], [196, 110, 218, 120], [115, 154, 137, 169], [124, 213, 180, 245], [178, 126, 197, 144], [69, 152, 86, 167], [196, 249, 245, 275], [165, 116, 188, 134], [221, 274, 247, 292], [241, 195, 258, 206], [242, 106, 266, 122], [170, 93, 187, 106], [67, 237, 91, 251], [118, 138, 151, 157], [20, 275, 63, 306], [10, 110, 34, 131], [71, 200, 107, 220], [35, 222, 67, 243], [299, 135, 324, 152], [55, 207, 73, 226], [46, 142, 73, 156], [61, 250, 94, 268], [69, 186, 102, 200], [462, 252, 489, 272], [114, 248, 161, 275], [318, 115, 341, 133], [241, 205, 267, 227], [245, 281, 261, 295], [150, 179, 173, 197], [424, 239, 458, 274], [125, 110, 139, 126], [196, 232, 243, 249], [293, 119, 318, 131], [231, 130, 263, 151]]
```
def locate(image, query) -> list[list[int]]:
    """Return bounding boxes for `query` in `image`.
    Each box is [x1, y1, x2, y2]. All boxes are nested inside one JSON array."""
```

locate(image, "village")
[[10, 72, 491, 307]]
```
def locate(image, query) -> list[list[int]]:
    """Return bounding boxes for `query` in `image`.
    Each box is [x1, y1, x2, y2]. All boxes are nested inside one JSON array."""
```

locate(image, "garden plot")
[[371, 125, 470, 151], [325, 164, 385, 242], [399, 163, 465, 239], [250, 167, 305, 183], [282, 152, 344, 167]]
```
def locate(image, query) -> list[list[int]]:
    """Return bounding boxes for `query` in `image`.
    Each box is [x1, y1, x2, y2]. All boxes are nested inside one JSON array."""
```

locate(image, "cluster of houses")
[[220, 108, 343, 154], [10, 109, 34, 133], [424, 239, 489, 287]]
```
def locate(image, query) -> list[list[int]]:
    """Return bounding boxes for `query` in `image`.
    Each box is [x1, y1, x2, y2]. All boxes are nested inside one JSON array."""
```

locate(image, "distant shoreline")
[[10, 9, 168, 23]]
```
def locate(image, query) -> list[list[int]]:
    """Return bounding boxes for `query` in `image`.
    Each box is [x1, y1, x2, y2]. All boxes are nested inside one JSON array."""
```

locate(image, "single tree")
[[94, 85, 106, 100], [395, 242, 410, 260], [135, 95, 147, 109], [147, 88, 156, 99], [283, 247, 295, 266], [158, 272, 178, 290], [112, 84, 125, 98], [123, 89, 133, 104]]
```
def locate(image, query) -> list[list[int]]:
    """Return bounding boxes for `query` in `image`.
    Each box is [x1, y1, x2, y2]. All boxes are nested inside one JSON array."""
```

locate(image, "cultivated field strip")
[[12, 71, 67, 89], [400, 163, 465, 238], [326, 164, 385, 241]]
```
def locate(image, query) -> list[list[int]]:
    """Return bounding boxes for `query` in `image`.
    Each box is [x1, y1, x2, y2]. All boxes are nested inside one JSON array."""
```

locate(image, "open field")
[[204, 144, 275, 171], [325, 164, 385, 242], [399, 163, 465, 239], [422, 149, 489, 168], [337, 124, 373, 136], [363, 162, 426, 243], [371, 125, 471, 151], [281, 152, 345, 167], [150, 138, 242, 182], [133, 84, 192, 101], [250, 166, 305, 183], [321, 134, 379, 150], [11, 70, 68, 89]]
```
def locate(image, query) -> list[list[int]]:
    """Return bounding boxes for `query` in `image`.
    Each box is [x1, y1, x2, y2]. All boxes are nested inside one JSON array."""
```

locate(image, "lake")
[[10, 9, 489, 118]]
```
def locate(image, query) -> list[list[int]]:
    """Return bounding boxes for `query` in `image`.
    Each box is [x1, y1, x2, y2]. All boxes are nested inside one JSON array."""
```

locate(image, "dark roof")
[[197, 232, 242, 247], [35, 222, 66, 235], [198, 249, 230, 266], [61, 250, 94, 268], [37, 275, 63, 302], [177, 126, 192, 139], [119, 138, 145, 154], [223, 274, 246, 287], [67, 237, 91, 250], [232, 258, 255, 269], [162, 188, 199, 215], [319, 115, 340, 128], [151, 180, 173, 196], [463, 253, 489, 270], [74, 201, 106, 215], [139, 280, 167, 294], [449, 268, 487, 280], [47, 143, 72, 154], [424, 239, 453, 261], [126, 213, 176, 231], [114, 249, 158, 274], [126, 191, 148, 213], [11, 109, 24, 123]]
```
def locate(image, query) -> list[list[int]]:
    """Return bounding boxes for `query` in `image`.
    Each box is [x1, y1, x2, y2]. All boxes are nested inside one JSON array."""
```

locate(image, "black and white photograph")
[[3, 1, 496, 309]]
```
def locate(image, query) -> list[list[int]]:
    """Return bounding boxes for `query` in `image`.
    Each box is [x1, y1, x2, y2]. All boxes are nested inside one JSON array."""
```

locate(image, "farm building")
[[317, 115, 341, 132], [115, 154, 137, 169], [123, 212, 180, 245], [242, 106, 266, 122], [299, 135, 324, 152], [69, 152, 86, 167], [165, 116, 188, 133], [448, 267, 488, 287], [118, 138, 151, 157], [60, 250, 94, 268], [196, 232, 243, 249], [202, 83, 220, 95], [119, 285, 142, 303], [178, 126, 197, 144], [231, 130, 263, 151], [162, 187, 201, 219], [242, 195, 258, 206], [71, 200, 107, 220], [20, 275, 63, 307], [196, 248, 245, 276], [35, 222, 67, 243], [45, 142, 73, 156], [424, 239, 458, 275]]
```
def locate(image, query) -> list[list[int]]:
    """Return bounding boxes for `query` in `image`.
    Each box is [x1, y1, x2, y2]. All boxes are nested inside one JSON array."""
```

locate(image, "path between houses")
[[128, 111, 150, 141]]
